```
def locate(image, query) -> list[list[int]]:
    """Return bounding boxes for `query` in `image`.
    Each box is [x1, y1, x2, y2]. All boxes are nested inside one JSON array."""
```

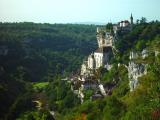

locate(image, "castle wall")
[[88, 55, 95, 69], [94, 52, 103, 68]]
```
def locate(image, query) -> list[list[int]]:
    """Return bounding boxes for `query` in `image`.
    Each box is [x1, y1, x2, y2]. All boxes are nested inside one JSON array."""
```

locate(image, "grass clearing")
[[32, 82, 49, 89]]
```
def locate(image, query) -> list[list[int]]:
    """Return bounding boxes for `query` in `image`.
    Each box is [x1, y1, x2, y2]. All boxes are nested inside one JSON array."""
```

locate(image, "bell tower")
[[130, 13, 133, 25]]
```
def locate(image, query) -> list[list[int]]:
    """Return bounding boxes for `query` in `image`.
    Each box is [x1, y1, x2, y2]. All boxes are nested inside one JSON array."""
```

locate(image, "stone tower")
[[130, 13, 133, 25]]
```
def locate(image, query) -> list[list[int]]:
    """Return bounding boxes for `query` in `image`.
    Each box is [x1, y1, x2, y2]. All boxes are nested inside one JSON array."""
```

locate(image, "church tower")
[[130, 13, 133, 25]]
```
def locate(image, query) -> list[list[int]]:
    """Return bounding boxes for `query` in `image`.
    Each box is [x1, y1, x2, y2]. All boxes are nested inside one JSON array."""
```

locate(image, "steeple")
[[130, 13, 133, 25]]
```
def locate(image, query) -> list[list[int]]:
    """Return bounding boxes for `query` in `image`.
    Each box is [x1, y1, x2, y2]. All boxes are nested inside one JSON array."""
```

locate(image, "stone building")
[[113, 14, 134, 34], [81, 14, 134, 75], [94, 47, 113, 68], [81, 26, 114, 75]]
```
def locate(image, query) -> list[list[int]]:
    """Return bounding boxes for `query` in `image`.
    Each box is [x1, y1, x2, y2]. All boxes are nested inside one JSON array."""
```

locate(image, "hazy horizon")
[[0, 0, 160, 24]]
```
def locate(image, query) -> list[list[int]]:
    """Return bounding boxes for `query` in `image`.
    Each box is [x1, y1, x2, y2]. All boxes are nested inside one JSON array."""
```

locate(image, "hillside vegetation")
[[0, 21, 160, 120], [0, 23, 97, 119], [55, 21, 160, 120]]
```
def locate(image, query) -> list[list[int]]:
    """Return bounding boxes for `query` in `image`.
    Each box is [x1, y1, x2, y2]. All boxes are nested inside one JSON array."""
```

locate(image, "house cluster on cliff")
[[70, 14, 135, 102], [113, 14, 133, 34], [81, 14, 134, 76], [80, 28, 114, 76]]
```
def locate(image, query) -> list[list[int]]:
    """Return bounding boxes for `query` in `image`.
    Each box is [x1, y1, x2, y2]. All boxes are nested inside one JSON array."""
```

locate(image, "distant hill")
[[73, 21, 106, 25], [0, 22, 97, 119]]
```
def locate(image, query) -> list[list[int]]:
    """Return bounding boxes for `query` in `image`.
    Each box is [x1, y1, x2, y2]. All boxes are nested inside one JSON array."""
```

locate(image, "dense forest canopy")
[[0, 23, 97, 119], [0, 23, 97, 81]]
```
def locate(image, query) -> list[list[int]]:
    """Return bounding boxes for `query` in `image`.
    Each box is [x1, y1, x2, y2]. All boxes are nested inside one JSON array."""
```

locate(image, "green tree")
[[140, 17, 147, 24]]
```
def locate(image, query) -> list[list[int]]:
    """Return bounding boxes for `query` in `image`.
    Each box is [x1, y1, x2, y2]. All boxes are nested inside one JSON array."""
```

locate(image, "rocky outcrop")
[[128, 51, 147, 91]]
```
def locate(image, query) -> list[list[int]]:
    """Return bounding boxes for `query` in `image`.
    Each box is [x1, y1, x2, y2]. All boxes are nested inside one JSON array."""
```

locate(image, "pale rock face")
[[88, 53, 95, 69], [129, 51, 138, 60], [128, 61, 146, 91], [128, 51, 147, 91], [155, 51, 160, 57], [104, 64, 112, 70], [81, 63, 87, 75], [97, 31, 113, 48], [142, 49, 148, 59]]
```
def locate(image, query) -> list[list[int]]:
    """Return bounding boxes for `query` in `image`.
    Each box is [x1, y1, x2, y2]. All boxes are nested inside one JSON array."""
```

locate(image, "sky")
[[0, 0, 160, 24]]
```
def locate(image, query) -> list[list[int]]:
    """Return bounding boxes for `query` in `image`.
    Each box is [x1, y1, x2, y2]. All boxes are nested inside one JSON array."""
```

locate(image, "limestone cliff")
[[128, 51, 148, 91]]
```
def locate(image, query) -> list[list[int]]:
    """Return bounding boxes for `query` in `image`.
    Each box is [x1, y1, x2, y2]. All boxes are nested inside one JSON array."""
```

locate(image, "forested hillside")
[[0, 23, 97, 81], [0, 21, 160, 120], [58, 20, 160, 120], [0, 23, 97, 119]]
